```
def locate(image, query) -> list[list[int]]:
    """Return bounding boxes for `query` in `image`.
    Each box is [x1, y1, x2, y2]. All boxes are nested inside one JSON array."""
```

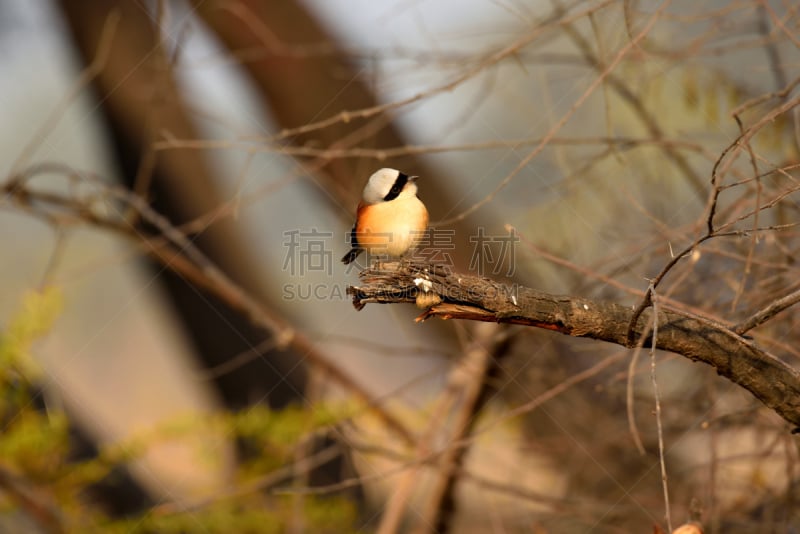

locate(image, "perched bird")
[[341, 168, 429, 265]]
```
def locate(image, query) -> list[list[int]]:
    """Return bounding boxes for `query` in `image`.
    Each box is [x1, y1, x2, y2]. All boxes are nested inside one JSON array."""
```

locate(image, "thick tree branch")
[[348, 262, 800, 429]]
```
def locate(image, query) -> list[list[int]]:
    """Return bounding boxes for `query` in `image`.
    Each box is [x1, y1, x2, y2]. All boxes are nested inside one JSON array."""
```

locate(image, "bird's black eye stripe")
[[383, 172, 409, 201]]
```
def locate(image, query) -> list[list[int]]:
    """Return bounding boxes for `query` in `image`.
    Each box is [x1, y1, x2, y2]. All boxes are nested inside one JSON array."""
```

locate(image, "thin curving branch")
[[733, 287, 800, 336], [2, 172, 415, 446], [347, 261, 800, 429]]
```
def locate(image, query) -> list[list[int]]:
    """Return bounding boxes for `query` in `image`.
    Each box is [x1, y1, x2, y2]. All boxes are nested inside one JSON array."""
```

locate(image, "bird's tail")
[[341, 248, 362, 265]]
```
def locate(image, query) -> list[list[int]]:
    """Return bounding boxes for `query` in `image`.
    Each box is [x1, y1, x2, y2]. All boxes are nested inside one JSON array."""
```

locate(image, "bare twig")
[[9, 11, 120, 179], [558, 1, 706, 198], [733, 287, 800, 335], [376, 324, 505, 534], [153, 135, 709, 160], [152, 441, 344, 517], [2, 171, 415, 446], [729, 112, 762, 312], [626, 330, 649, 456], [434, 0, 675, 227], [283, 350, 627, 499], [413, 325, 510, 534], [648, 283, 672, 532], [224, 0, 615, 146], [627, 91, 800, 344]]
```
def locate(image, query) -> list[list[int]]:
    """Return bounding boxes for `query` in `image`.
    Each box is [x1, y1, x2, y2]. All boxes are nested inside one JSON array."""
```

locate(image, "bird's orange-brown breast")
[[355, 196, 428, 257]]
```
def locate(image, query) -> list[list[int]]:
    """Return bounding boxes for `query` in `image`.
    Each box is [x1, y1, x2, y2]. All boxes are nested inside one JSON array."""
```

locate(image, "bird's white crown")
[[361, 168, 417, 204]]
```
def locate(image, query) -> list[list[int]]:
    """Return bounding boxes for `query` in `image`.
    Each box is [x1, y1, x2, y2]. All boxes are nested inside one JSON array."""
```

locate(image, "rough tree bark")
[[348, 261, 800, 429]]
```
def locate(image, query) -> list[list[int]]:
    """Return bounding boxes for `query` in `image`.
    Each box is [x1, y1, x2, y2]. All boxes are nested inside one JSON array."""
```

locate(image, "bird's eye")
[[382, 173, 409, 201]]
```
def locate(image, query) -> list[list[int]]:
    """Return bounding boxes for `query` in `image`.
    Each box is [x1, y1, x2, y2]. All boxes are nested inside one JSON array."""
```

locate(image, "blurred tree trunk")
[[56, 0, 307, 409], [54, 0, 492, 521]]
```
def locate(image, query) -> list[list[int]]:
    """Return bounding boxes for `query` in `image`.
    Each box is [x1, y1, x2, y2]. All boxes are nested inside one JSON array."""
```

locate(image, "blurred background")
[[0, 0, 799, 532]]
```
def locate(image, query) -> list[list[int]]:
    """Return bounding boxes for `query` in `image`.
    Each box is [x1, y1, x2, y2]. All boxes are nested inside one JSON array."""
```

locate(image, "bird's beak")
[[409, 175, 419, 182]]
